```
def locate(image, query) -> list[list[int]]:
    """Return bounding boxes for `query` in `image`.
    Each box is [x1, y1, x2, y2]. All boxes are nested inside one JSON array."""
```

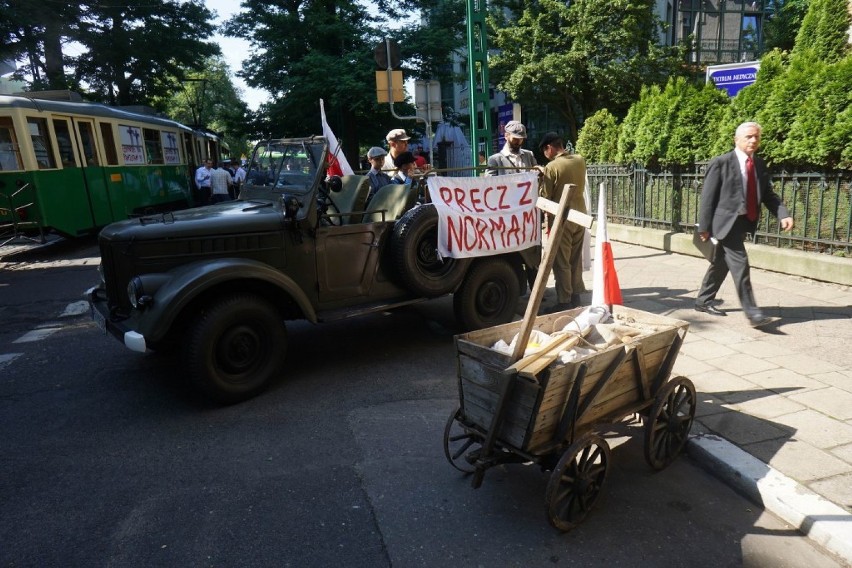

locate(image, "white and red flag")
[[319, 99, 354, 175], [591, 183, 623, 308]]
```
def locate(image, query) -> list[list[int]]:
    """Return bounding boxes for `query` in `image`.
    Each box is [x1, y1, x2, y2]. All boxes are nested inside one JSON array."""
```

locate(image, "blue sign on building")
[[706, 61, 761, 97]]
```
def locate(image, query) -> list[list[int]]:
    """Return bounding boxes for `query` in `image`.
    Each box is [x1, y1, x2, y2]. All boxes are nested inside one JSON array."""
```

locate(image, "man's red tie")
[[746, 156, 758, 221]]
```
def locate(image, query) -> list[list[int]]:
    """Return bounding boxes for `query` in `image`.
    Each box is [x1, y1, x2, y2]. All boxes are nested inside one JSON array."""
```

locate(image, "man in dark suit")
[[695, 122, 794, 327]]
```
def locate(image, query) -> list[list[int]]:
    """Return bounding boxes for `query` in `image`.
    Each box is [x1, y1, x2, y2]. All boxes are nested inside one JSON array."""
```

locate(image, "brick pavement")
[[538, 238, 852, 562]]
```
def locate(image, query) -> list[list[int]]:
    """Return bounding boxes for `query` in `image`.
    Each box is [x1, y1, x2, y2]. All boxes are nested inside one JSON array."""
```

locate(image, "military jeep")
[[88, 136, 535, 403]]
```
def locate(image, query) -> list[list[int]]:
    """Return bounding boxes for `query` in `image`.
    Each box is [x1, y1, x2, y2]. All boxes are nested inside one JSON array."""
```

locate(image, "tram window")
[[143, 128, 164, 164], [119, 124, 145, 165], [99, 122, 119, 165], [77, 122, 99, 166], [52, 119, 76, 167], [161, 131, 181, 164], [182, 133, 195, 166], [27, 117, 57, 169], [0, 117, 23, 171]]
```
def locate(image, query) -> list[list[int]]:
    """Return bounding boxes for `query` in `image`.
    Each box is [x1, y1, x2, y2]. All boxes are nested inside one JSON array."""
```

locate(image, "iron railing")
[[587, 163, 852, 257]]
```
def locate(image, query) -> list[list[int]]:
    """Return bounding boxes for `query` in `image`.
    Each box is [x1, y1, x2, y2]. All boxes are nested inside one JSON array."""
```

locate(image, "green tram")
[[0, 94, 228, 239]]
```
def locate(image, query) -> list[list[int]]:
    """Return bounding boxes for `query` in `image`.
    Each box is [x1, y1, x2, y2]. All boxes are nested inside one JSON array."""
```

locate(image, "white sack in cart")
[[491, 306, 611, 359]]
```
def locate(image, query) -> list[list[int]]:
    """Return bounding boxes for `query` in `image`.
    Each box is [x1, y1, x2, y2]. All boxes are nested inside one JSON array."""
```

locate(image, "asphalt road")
[[0, 239, 845, 567]]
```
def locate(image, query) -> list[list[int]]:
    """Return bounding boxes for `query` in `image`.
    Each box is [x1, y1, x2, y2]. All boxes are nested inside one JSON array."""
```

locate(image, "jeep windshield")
[[242, 138, 326, 197]]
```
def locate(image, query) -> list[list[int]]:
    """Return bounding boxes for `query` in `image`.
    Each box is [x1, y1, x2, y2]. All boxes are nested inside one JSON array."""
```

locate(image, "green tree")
[[666, 83, 728, 165], [0, 1, 81, 89], [154, 57, 253, 159], [489, 0, 682, 141], [763, 0, 810, 53], [225, 0, 409, 162], [792, 0, 851, 63], [576, 109, 619, 163], [616, 84, 658, 164], [784, 57, 852, 168], [72, 0, 219, 106]]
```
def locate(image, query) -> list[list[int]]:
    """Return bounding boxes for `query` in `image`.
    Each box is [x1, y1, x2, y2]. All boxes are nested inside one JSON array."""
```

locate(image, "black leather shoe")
[[694, 303, 726, 316]]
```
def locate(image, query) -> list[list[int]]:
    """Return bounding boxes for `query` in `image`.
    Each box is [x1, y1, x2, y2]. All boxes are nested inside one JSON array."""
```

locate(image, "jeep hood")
[[100, 200, 285, 241]]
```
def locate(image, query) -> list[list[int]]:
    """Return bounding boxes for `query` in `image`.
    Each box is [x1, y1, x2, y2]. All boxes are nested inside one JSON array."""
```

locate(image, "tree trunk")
[[43, 14, 65, 89]]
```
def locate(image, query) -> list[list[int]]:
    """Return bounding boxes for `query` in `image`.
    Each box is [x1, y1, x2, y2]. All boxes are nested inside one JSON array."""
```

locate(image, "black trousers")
[[696, 216, 760, 318]]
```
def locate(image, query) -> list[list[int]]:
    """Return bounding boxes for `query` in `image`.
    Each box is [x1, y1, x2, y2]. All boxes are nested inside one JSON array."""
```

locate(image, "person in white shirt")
[[194, 159, 213, 205], [210, 162, 234, 204], [231, 159, 246, 198]]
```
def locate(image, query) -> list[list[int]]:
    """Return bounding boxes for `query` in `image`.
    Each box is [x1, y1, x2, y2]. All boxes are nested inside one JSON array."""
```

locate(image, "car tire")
[[453, 257, 521, 331], [185, 294, 286, 404], [392, 204, 470, 297]]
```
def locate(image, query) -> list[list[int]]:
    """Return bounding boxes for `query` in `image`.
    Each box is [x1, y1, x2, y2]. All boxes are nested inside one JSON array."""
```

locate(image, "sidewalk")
[[553, 239, 852, 563]]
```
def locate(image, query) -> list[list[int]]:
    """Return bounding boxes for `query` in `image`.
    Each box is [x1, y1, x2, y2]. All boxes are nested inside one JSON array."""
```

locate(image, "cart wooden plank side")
[[443, 304, 696, 531]]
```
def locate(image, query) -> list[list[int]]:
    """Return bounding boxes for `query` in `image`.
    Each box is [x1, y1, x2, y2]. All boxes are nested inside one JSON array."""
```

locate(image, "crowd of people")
[[193, 158, 246, 205]]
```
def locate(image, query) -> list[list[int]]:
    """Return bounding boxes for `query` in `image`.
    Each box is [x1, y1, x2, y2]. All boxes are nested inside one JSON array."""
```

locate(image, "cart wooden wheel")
[[644, 376, 697, 470], [545, 434, 611, 531], [443, 407, 482, 473]]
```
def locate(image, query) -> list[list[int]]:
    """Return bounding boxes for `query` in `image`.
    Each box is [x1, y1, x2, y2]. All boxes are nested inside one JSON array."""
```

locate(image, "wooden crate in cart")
[[443, 304, 696, 531]]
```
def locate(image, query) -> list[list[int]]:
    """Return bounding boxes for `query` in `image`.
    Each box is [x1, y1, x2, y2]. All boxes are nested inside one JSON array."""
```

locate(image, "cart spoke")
[[451, 437, 475, 461]]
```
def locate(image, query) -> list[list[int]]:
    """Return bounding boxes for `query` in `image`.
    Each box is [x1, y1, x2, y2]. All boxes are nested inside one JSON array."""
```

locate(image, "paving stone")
[[771, 354, 844, 375], [727, 339, 790, 359], [696, 411, 792, 446], [830, 442, 852, 464], [811, 371, 852, 392], [671, 354, 715, 377], [745, 367, 828, 394], [680, 338, 738, 361], [688, 368, 760, 398], [744, 438, 852, 482], [694, 393, 730, 418], [706, 352, 778, 375], [788, 387, 852, 421], [728, 394, 807, 419], [771, 410, 852, 449], [809, 473, 852, 514]]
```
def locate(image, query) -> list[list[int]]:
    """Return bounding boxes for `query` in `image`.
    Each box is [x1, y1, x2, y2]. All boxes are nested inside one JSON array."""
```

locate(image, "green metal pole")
[[466, 0, 492, 170]]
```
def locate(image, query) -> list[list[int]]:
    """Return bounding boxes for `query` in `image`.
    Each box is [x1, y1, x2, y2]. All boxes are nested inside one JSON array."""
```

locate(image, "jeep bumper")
[[87, 287, 148, 353]]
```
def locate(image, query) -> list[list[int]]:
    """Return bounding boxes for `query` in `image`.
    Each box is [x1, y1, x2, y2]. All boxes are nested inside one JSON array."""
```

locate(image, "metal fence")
[[587, 164, 852, 257]]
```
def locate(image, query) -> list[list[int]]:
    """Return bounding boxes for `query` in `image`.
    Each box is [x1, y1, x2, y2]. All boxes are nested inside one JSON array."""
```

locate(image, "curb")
[[688, 433, 852, 565]]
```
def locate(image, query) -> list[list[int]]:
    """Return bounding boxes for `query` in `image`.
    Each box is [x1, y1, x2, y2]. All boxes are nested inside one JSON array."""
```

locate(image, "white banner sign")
[[427, 172, 540, 259]]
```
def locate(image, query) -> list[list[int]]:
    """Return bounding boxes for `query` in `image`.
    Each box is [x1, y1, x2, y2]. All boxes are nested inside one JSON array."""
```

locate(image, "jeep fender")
[[138, 258, 317, 344]]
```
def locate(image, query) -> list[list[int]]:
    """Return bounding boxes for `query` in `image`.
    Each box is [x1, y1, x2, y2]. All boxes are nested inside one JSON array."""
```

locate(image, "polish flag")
[[591, 183, 623, 308], [319, 99, 354, 175]]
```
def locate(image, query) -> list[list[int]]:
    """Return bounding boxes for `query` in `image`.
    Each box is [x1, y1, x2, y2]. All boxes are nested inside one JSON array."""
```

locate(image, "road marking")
[[0, 353, 23, 369], [13, 327, 62, 343], [60, 300, 90, 317]]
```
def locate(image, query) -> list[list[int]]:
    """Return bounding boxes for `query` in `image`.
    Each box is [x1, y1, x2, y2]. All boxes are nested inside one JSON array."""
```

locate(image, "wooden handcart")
[[442, 184, 696, 531]]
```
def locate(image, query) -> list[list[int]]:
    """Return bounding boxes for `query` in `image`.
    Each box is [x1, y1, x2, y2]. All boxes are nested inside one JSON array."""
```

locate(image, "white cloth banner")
[[319, 99, 354, 175], [427, 172, 541, 259]]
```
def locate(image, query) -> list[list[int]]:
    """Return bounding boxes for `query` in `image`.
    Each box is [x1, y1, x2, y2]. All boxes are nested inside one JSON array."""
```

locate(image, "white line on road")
[[13, 327, 62, 343], [0, 353, 23, 369]]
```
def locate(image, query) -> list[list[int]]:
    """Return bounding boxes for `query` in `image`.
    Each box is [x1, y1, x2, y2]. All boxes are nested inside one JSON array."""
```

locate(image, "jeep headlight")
[[127, 276, 146, 309]]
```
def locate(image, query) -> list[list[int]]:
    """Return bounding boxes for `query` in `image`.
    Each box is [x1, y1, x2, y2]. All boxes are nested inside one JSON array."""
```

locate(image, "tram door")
[[71, 117, 114, 226], [46, 116, 100, 236]]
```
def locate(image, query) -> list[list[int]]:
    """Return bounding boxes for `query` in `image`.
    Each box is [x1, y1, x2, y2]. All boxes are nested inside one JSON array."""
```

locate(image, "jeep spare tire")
[[392, 204, 471, 297]]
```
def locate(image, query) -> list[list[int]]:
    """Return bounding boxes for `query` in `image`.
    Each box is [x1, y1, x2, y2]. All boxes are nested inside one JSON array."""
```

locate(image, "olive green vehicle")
[[88, 136, 536, 403]]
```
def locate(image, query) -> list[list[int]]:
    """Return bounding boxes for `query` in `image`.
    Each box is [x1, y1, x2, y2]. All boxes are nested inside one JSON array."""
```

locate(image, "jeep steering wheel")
[[316, 185, 342, 226]]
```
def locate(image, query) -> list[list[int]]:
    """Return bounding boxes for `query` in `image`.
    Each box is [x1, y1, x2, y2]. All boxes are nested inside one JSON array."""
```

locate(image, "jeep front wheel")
[[186, 294, 286, 404], [453, 258, 521, 331]]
